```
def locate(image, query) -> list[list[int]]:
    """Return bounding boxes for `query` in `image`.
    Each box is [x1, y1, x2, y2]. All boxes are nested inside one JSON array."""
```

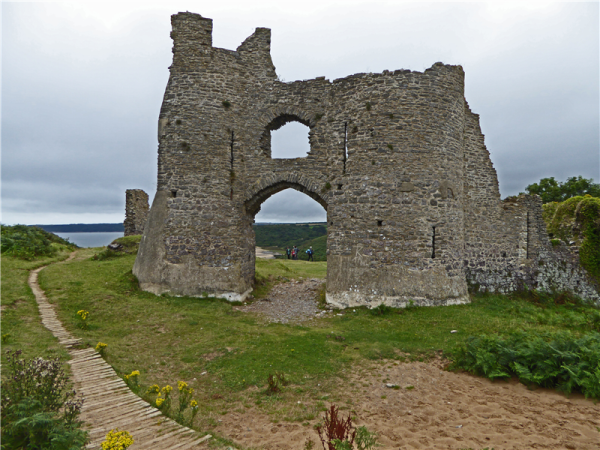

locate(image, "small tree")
[[525, 176, 600, 203]]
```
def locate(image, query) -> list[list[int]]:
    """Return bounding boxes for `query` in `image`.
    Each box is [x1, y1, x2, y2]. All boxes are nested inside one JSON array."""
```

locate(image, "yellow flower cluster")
[[190, 399, 198, 409], [146, 384, 160, 394], [162, 384, 172, 395], [77, 310, 89, 320], [155, 397, 165, 407], [95, 342, 107, 352], [124, 370, 140, 381], [177, 381, 188, 391], [101, 429, 134, 450]]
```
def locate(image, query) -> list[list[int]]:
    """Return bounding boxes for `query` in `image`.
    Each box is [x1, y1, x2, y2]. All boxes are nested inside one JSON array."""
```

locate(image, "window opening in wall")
[[526, 211, 531, 259], [431, 226, 436, 258], [337, 184, 343, 190], [377, 220, 383, 227], [270, 121, 310, 159], [170, 190, 177, 198], [230, 131, 235, 199], [230, 131, 234, 170], [343, 122, 348, 173]]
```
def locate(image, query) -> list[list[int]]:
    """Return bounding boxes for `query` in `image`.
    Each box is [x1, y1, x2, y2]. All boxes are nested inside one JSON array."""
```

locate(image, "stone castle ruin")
[[132, 12, 599, 307], [124, 189, 149, 236]]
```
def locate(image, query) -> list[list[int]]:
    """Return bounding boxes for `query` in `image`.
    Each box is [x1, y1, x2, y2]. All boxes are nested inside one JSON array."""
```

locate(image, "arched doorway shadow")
[[245, 180, 328, 217]]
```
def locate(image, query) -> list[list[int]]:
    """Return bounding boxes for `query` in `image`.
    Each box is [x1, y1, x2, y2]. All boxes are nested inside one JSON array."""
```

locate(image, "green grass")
[[1, 246, 73, 363], [6, 252, 599, 441]]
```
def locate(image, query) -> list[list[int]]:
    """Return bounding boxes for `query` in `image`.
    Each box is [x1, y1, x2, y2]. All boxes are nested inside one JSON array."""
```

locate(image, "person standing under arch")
[[306, 246, 314, 261]]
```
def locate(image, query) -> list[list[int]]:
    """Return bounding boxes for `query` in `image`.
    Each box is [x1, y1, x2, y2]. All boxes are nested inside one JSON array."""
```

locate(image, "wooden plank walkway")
[[29, 259, 212, 450]]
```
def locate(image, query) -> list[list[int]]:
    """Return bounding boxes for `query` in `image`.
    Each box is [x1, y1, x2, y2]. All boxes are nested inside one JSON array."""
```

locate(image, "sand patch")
[[211, 361, 599, 449]]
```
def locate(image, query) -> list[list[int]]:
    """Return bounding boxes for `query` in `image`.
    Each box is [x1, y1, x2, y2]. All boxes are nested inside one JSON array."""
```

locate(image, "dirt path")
[[256, 247, 278, 259], [234, 278, 326, 323], [29, 252, 211, 450]]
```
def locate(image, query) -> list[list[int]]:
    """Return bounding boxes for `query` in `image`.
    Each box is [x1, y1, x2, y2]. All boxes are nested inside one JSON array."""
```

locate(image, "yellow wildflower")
[[146, 384, 160, 394], [101, 428, 134, 450], [155, 397, 164, 407], [177, 381, 188, 391], [190, 399, 198, 409], [162, 385, 172, 395], [95, 342, 107, 353]]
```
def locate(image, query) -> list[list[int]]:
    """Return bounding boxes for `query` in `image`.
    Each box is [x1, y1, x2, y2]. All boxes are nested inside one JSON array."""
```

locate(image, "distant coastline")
[[36, 223, 124, 233]]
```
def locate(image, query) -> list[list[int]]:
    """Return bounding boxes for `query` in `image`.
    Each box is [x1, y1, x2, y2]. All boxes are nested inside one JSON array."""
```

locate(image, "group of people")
[[286, 245, 314, 261]]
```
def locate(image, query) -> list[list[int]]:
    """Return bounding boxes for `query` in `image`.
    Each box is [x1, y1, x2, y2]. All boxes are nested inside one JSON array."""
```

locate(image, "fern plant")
[[451, 331, 600, 399]]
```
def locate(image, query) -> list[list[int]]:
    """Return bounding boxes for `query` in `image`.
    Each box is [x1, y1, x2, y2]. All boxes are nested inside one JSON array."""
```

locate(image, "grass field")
[[27, 249, 598, 437], [1, 246, 73, 363], [2, 246, 598, 447]]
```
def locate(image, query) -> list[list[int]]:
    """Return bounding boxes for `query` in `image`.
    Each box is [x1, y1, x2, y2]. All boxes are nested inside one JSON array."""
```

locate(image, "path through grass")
[[1, 247, 73, 363], [35, 251, 599, 437]]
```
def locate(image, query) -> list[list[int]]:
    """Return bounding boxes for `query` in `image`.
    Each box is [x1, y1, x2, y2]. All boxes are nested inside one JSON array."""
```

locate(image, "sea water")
[[55, 232, 124, 248]]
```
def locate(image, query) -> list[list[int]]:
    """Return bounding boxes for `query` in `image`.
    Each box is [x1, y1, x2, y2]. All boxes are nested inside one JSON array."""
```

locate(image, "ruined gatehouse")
[[133, 12, 599, 307]]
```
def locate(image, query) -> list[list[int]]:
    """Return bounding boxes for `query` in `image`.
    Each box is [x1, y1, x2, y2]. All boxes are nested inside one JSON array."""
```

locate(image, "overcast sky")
[[2, 1, 598, 225]]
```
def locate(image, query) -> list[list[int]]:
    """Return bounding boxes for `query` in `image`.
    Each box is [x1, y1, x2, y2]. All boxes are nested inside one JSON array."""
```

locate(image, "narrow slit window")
[[343, 122, 348, 173], [431, 226, 436, 258], [230, 131, 234, 171], [526, 211, 530, 259]]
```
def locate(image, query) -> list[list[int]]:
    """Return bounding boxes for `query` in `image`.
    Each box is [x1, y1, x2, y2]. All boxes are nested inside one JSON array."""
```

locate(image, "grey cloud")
[[2, 2, 598, 225]]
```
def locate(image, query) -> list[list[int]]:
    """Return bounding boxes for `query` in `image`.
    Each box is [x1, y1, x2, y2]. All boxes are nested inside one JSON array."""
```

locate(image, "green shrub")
[[576, 196, 600, 280], [451, 331, 600, 399], [369, 304, 393, 316], [110, 235, 142, 252], [1, 225, 76, 260], [544, 196, 600, 280]]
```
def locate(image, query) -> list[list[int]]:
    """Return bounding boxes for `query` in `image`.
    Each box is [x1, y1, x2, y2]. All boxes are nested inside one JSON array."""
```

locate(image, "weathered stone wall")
[[133, 12, 599, 307], [124, 189, 149, 236], [465, 195, 600, 306]]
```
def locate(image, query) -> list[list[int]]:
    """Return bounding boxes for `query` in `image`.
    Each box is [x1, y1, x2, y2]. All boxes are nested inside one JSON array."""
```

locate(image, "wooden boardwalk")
[[29, 260, 212, 450]]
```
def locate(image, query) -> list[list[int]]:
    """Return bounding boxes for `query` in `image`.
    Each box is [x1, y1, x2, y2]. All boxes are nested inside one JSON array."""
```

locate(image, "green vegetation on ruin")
[[543, 195, 600, 281]]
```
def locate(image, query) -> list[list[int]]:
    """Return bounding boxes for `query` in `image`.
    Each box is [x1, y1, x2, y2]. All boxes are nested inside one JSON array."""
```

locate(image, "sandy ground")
[[211, 360, 599, 450], [218, 278, 600, 450]]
